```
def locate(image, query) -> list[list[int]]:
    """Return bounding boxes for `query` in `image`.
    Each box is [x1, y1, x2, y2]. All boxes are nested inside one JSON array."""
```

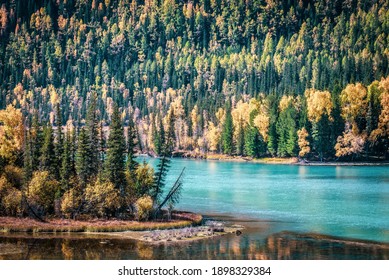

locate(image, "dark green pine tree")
[[126, 116, 138, 172], [153, 115, 164, 156], [152, 110, 175, 205], [23, 130, 33, 184], [75, 128, 89, 187], [104, 104, 127, 193], [98, 121, 106, 178], [54, 104, 63, 180], [222, 107, 234, 155], [312, 114, 332, 162], [164, 108, 176, 156], [276, 106, 297, 157], [236, 119, 245, 156], [31, 113, 43, 171], [40, 123, 56, 177], [244, 125, 261, 158], [267, 94, 279, 156], [85, 94, 99, 178], [60, 131, 72, 193]]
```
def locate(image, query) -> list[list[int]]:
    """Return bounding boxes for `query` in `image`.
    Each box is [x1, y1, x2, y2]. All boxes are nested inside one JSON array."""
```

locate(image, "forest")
[[0, 1, 389, 218]]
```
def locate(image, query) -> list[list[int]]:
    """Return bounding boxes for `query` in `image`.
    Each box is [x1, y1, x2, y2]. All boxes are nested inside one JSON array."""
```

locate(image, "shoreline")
[[160, 152, 389, 166]]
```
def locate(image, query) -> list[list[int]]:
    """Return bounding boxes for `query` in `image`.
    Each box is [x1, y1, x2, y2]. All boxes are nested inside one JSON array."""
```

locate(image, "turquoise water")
[[145, 158, 389, 243]]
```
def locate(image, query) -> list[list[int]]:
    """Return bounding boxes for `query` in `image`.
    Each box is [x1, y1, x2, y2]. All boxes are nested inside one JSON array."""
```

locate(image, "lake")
[[1, 158, 389, 259]]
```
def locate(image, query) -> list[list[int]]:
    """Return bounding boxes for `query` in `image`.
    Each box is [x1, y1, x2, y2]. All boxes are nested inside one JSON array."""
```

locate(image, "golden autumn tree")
[[335, 83, 368, 158], [252, 96, 270, 142], [297, 127, 310, 158], [206, 121, 221, 152], [231, 100, 250, 155], [369, 77, 389, 157], [340, 83, 368, 134], [305, 89, 333, 123], [0, 104, 25, 164]]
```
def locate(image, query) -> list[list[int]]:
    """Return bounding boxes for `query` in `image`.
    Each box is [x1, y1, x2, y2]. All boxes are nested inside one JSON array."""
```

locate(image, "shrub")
[[84, 179, 120, 218], [61, 187, 82, 219], [2, 187, 22, 216], [135, 195, 153, 221], [26, 171, 58, 216], [0, 175, 23, 216]]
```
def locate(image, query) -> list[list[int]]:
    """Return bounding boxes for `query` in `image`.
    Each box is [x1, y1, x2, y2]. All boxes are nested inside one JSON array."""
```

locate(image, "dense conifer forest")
[[0, 0, 389, 218]]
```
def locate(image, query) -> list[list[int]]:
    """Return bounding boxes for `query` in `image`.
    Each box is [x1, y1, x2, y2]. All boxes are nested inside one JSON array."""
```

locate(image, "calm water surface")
[[155, 158, 389, 243], [1, 158, 388, 259]]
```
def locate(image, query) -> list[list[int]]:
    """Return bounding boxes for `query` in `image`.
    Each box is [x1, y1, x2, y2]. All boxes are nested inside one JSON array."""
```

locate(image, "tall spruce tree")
[[153, 114, 165, 156], [222, 107, 234, 155], [85, 94, 99, 178], [60, 131, 72, 193], [75, 128, 89, 187], [23, 130, 33, 184], [30, 113, 43, 171], [104, 104, 126, 193], [54, 104, 63, 180], [40, 123, 56, 177], [126, 116, 138, 172]]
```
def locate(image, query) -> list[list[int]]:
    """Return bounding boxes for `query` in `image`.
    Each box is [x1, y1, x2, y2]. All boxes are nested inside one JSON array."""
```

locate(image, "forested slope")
[[0, 0, 388, 161]]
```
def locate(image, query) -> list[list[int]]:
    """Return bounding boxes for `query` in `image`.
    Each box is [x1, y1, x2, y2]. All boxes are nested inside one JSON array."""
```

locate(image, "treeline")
[[0, 96, 182, 220]]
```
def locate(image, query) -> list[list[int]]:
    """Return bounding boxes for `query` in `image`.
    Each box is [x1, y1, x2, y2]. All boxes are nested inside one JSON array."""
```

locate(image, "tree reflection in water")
[[1, 231, 388, 260]]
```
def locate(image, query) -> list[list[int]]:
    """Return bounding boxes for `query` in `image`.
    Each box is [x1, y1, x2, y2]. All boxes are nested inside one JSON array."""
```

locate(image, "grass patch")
[[0, 212, 202, 233]]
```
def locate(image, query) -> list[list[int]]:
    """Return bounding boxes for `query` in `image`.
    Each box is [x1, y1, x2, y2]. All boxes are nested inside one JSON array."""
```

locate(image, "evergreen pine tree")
[[244, 126, 261, 158], [76, 128, 89, 187], [126, 116, 138, 172], [54, 104, 63, 180], [222, 107, 234, 155], [23, 130, 33, 184], [40, 123, 56, 176], [153, 114, 165, 155], [85, 94, 99, 178], [165, 108, 176, 156], [60, 131, 72, 193], [236, 119, 245, 156], [104, 104, 127, 193], [31, 113, 43, 171]]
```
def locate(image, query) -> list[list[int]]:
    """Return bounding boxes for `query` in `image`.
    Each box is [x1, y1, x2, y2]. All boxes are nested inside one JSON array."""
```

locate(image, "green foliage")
[[222, 108, 234, 155], [104, 104, 127, 192], [126, 117, 138, 172], [153, 115, 165, 156], [276, 106, 297, 157], [75, 128, 90, 187], [40, 124, 56, 176]]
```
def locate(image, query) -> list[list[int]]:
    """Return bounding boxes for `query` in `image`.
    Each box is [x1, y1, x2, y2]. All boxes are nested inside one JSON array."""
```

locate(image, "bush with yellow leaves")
[[26, 171, 58, 216], [61, 187, 83, 219], [135, 195, 153, 221], [0, 174, 23, 216], [84, 179, 120, 218]]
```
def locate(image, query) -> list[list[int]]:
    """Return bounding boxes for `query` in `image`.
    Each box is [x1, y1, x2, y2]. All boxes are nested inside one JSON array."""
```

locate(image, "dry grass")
[[0, 212, 202, 233]]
